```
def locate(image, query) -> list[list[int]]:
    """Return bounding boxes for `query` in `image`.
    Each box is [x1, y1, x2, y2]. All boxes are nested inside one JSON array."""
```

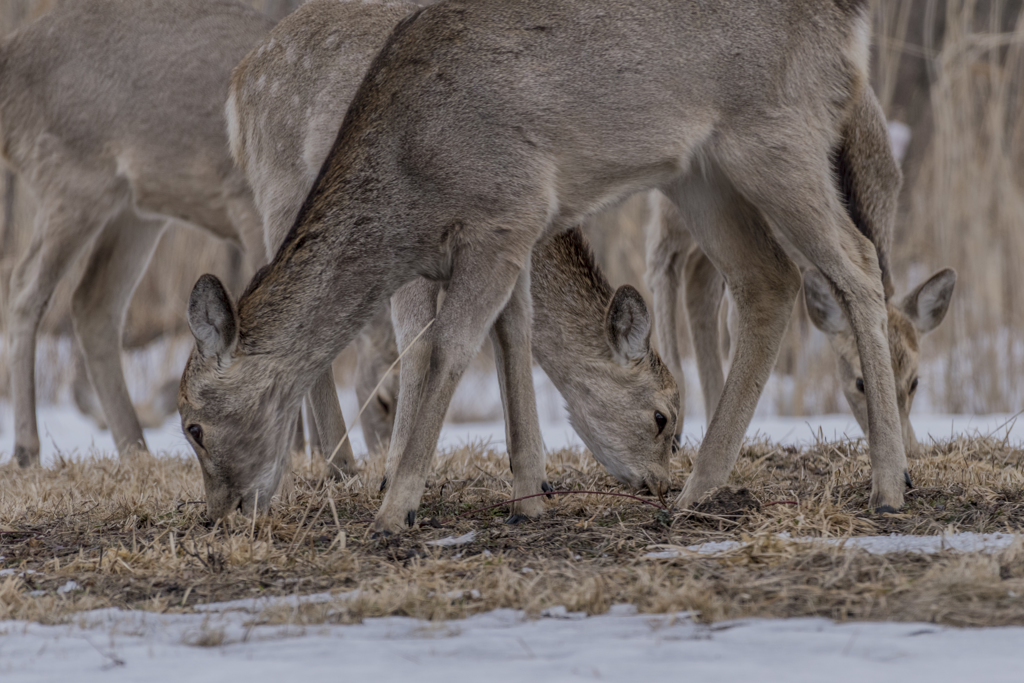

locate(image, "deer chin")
[[585, 441, 647, 490]]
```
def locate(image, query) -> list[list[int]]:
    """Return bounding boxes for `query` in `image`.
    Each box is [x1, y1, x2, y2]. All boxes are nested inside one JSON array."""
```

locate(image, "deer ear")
[[803, 268, 848, 335], [606, 285, 651, 365], [188, 274, 238, 360], [900, 268, 956, 335]]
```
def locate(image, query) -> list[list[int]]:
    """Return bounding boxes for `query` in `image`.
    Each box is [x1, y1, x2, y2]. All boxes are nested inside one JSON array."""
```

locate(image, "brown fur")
[[648, 87, 956, 459], [1, 0, 273, 466], [228, 0, 678, 496], [181, 0, 915, 531], [804, 269, 955, 457]]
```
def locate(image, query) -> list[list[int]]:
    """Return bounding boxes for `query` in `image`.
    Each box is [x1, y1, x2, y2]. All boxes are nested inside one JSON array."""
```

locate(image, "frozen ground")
[[645, 531, 1022, 558], [4, 598, 1024, 682]]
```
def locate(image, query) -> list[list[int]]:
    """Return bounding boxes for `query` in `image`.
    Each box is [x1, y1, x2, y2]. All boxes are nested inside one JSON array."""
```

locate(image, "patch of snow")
[[443, 589, 481, 601], [57, 580, 80, 594], [6, 359, 1024, 467], [3, 602, 1024, 681], [644, 532, 1021, 559], [0, 568, 38, 577], [426, 531, 477, 547]]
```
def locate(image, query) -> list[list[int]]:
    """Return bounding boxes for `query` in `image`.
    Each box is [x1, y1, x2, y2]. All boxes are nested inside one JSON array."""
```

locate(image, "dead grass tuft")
[[2, 435, 1024, 628]]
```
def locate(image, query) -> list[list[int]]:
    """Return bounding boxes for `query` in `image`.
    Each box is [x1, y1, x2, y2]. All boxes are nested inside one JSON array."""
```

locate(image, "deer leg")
[[71, 208, 165, 458], [721, 136, 906, 511], [666, 173, 802, 508], [308, 369, 357, 476], [71, 344, 107, 429], [382, 279, 441, 492], [683, 246, 727, 422], [353, 302, 400, 454], [304, 398, 322, 457], [489, 258, 548, 523], [8, 204, 109, 466], [373, 238, 536, 534], [644, 192, 691, 436]]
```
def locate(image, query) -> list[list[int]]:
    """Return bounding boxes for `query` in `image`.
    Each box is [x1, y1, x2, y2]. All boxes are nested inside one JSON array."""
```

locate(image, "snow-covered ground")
[[645, 531, 1022, 558], [4, 599, 1024, 682]]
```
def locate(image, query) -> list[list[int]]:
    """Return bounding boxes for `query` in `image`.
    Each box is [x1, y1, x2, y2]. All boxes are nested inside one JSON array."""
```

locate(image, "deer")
[[643, 87, 955, 458], [227, 0, 678, 495], [0, 0, 359, 473], [180, 0, 913, 534]]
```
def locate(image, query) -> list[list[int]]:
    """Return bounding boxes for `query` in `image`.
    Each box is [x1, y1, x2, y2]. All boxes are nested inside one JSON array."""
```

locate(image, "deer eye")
[[910, 377, 919, 393], [855, 378, 865, 393], [654, 411, 668, 435], [377, 394, 391, 416], [187, 424, 204, 447]]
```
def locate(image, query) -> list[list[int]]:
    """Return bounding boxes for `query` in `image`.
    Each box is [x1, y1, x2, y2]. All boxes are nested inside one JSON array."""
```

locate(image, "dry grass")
[[2, 435, 1024, 628]]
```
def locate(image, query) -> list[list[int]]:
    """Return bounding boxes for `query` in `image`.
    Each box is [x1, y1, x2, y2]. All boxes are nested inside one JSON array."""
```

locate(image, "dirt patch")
[[690, 487, 762, 521]]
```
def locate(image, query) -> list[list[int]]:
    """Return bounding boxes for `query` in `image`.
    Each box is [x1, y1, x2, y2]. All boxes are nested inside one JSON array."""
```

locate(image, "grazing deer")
[[0, 0, 355, 473], [645, 88, 955, 457], [227, 0, 677, 493], [180, 0, 911, 533]]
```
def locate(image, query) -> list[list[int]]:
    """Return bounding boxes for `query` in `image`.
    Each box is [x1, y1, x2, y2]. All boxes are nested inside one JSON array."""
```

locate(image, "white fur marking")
[[224, 90, 244, 169]]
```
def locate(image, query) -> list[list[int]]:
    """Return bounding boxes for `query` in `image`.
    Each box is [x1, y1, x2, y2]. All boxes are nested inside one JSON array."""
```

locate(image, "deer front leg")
[[373, 239, 536, 534], [353, 303, 401, 454], [489, 260, 548, 523], [667, 175, 802, 508], [643, 193, 691, 430], [683, 246, 727, 423], [720, 135, 907, 511], [382, 279, 441, 493], [307, 370, 357, 477]]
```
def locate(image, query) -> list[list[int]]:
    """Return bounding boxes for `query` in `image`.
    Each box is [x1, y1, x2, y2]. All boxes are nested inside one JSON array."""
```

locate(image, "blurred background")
[[1, 0, 1022, 424]]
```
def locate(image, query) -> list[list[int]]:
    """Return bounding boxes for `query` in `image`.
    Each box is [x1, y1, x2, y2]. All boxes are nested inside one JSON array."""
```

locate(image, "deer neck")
[[530, 227, 617, 390], [233, 158, 401, 390]]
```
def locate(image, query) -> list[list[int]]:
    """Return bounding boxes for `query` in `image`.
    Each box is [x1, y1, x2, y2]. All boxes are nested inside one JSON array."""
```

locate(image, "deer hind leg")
[[667, 172, 802, 508], [683, 246, 727, 423], [304, 399, 322, 457], [71, 207, 166, 457], [308, 368, 357, 477], [644, 192, 691, 438], [354, 302, 401, 455], [488, 258, 548, 523], [722, 136, 906, 511], [382, 278, 441, 493], [373, 236, 539, 534], [8, 203, 110, 466], [71, 344, 107, 429]]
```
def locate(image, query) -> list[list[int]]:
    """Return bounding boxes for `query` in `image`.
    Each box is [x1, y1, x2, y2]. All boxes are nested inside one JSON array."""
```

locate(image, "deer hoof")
[[14, 444, 39, 468]]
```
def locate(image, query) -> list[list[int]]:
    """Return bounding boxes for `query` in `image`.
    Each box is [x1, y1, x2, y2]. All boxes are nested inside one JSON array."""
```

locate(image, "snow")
[[3, 599, 1024, 682], [426, 531, 478, 547], [2, 364, 1023, 466], [645, 532, 1022, 558]]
